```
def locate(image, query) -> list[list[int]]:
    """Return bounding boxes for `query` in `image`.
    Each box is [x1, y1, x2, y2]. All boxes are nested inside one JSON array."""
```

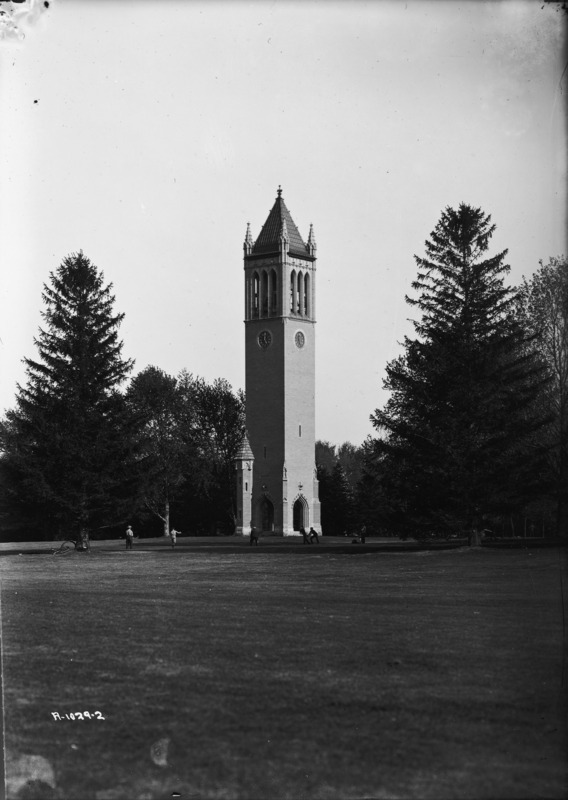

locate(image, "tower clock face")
[[258, 330, 272, 350], [295, 331, 305, 349]]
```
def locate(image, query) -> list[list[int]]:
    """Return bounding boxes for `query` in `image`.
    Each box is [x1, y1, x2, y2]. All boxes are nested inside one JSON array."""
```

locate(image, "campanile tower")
[[241, 188, 321, 536]]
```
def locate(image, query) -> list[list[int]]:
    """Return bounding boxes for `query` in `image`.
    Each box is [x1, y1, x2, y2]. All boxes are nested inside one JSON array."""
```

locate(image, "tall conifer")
[[370, 205, 550, 537], [0, 252, 135, 538]]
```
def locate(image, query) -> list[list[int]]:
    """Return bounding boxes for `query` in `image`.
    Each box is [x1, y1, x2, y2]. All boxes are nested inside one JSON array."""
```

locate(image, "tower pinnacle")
[[307, 223, 317, 255], [244, 222, 254, 255]]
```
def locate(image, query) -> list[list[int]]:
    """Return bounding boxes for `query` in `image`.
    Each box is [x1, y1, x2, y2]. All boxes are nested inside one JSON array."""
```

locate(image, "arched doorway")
[[260, 497, 274, 532], [293, 497, 308, 531]]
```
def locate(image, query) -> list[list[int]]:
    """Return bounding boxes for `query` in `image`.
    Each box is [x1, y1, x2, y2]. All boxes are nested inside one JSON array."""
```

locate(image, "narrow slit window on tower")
[[299, 424, 302, 437], [253, 273, 259, 318], [271, 269, 278, 315], [290, 271, 296, 314], [261, 271, 268, 317]]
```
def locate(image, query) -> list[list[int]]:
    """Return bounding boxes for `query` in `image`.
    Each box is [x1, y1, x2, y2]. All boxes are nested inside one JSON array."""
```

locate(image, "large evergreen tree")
[[370, 205, 550, 539], [0, 252, 135, 539]]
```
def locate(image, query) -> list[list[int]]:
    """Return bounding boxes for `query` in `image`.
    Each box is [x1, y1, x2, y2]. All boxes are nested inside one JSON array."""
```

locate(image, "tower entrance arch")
[[293, 497, 308, 531], [260, 496, 274, 533]]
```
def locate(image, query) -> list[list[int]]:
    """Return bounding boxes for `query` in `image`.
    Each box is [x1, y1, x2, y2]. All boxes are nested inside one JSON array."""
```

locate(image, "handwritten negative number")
[[51, 711, 105, 721]]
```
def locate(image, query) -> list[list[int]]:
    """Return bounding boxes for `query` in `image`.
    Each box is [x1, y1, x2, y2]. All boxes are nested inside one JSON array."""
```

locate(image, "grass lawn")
[[1, 544, 566, 799]]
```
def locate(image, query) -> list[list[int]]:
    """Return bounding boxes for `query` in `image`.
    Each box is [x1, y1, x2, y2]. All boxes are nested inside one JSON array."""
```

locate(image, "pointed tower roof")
[[252, 187, 313, 259], [235, 431, 254, 461]]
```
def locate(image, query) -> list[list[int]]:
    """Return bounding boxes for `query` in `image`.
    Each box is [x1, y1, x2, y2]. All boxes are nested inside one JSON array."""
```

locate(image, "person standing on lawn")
[[300, 526, 311, 545], [309, 527, 320, 544], [80, 528, 91, 553], [169, 528, 179, 549], [125, 525, 134, 550], [249, 526, 259, 546]]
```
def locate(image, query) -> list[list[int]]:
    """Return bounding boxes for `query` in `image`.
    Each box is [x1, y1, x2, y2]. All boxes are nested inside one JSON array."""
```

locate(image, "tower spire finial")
[[277, 185, 282, 198]]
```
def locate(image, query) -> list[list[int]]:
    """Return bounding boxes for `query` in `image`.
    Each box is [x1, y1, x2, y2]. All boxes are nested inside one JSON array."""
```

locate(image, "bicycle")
[[52, 537, 90, 555]]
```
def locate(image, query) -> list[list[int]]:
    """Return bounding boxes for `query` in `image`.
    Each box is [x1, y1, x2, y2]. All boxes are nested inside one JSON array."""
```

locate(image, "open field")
[[1, 544, 566, 800]]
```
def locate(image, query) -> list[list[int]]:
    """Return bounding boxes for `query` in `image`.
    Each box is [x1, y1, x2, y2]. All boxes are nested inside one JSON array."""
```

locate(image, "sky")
[[0, 0, 566, 447]]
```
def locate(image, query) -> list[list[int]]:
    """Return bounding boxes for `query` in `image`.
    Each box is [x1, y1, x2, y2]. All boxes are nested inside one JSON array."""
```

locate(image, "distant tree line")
[[315, 441, 364, 536], [0, 252, 244, 541]]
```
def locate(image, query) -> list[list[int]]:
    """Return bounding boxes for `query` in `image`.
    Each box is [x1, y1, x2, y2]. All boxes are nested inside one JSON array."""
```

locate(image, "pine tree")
[[370, 205, 550, 538], [0, 252, 135, 539]]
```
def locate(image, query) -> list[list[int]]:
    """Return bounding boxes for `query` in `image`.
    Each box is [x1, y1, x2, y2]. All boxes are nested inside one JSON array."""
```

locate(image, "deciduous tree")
[[126, 366, 194, 536], [190, 377, 245, 533], [519, 256, 568, 537]]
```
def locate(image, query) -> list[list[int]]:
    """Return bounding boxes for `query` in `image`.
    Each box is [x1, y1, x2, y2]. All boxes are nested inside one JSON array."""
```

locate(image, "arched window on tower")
[[297, 272, 302, 315], [253, 272, 260, 319], [261, 271, 269, 317], [304, 273, 310, 318], [290, 270, 296, 315], [270, 269, 278, 316]]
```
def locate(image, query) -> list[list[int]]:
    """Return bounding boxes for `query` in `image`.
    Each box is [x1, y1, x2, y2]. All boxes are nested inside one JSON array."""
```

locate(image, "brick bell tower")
[[238, 187, 321, 536]]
